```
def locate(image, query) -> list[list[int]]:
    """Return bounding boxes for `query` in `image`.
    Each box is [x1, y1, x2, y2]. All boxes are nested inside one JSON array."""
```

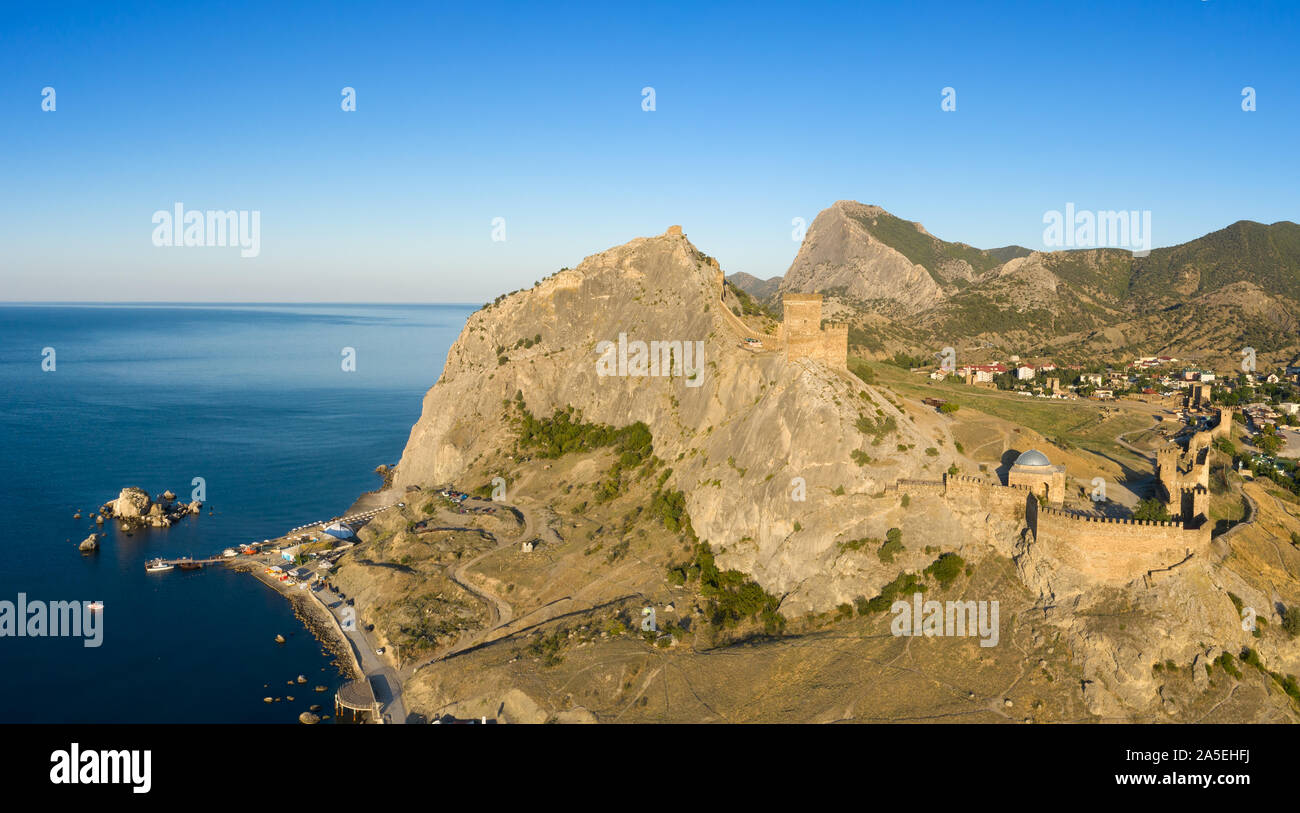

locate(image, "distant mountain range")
[[730, 200, 1300, 365]]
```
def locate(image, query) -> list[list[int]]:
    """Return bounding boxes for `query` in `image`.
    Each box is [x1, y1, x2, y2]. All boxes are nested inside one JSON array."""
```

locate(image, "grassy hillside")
[[845, 208, 1019, 279], [1130, 220, 1300, 304]]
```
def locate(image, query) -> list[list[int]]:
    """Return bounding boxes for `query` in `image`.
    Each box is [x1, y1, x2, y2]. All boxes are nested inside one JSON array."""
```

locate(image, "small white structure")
[[1016, 365, 1035, 381], [521, 539, 535, 553]]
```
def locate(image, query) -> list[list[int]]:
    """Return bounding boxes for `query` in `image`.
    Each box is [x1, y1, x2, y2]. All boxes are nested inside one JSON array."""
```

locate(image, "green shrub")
[[669, 543, 785, 634], [1283, 605, 1300, 639], [1133, 498, 1171, 522], [877, 534, 904, 563], [924, 553, 965, 587], [1214, 651, 1242, 679], [859, 571, 924, 615]]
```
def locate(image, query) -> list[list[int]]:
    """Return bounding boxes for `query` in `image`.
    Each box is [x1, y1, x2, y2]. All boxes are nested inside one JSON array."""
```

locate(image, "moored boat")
[[144, 558, 173, 573]]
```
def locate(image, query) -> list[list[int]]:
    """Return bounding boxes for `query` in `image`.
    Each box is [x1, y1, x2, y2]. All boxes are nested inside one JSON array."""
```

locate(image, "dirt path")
[[403, 497, 557, 675]]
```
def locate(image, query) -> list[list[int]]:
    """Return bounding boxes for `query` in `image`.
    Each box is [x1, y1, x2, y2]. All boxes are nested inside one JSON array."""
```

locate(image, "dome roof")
[[1014, 449, 1051, 467]]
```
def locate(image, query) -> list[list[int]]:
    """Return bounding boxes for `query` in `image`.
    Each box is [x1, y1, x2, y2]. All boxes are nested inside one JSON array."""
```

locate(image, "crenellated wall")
[[942, 474, 1035, 518], [890, 473, 1211, 586], [1031, 504, 1211, 585]]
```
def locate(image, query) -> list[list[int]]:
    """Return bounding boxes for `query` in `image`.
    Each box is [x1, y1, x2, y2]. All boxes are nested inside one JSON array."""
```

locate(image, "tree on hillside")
[[1133, 498, 1171, 522]]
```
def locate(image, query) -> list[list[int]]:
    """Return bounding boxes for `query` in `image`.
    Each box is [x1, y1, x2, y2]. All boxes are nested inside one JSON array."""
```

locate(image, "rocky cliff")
[[780, 201, 946, 313], [390, 227, 958, 613]]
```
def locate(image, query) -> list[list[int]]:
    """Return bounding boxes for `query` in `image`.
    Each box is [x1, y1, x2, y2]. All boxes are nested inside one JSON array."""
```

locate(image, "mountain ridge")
[[738, 202, 1300, 362]]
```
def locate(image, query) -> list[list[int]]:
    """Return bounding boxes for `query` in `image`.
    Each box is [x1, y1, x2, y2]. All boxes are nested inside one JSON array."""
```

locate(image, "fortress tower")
[[778, 293, 847, 368], [1155, 446, 1181, 501]]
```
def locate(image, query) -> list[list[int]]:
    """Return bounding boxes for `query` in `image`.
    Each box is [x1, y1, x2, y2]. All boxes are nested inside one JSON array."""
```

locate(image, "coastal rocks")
[[275, 634, 286, 644], [299, 711, 320, 724], [99, 487, 201, 530], [296, 675, 307, 684], [146, 502, 172, 528], [107, 487, 152, 519], [78, 533, 101, 552]]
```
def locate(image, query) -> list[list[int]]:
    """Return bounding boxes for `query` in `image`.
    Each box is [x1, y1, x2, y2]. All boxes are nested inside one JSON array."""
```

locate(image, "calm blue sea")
[[0, 303, 471, 722]]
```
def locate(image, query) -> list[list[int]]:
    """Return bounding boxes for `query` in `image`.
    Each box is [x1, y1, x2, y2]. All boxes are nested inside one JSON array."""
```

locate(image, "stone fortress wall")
[[891, 469, 1212, 586], [1032, 504, 1211, 586]]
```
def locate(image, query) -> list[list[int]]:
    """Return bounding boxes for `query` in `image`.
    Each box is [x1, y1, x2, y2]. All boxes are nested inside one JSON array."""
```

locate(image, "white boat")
[[87, 601, 104, 612], [144, 558, 173, 573], [223, 548, 238, 558]]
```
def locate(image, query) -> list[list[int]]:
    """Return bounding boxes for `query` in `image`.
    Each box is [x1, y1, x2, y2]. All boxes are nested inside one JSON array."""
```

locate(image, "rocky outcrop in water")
[[99, 487, 202, 530]]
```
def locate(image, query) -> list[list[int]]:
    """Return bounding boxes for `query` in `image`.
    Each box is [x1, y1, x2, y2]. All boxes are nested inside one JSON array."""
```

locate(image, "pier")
[[144, 502, 403, 571]]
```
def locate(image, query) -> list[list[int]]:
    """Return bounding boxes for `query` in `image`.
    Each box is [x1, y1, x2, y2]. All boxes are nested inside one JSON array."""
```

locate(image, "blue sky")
[[2, 0, 1296, 302]]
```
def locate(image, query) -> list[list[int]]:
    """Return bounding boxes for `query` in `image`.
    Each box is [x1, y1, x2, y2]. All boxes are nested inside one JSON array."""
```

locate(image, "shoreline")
[[228, 560, 364, 683]]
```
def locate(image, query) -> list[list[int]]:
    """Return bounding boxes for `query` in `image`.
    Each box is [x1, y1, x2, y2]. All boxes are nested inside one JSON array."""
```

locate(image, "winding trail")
[[402, 496, 559, 678]]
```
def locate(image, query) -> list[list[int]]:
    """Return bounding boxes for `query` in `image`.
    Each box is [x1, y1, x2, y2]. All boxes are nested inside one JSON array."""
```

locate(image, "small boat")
[[223, 548, 238, 558], [177, 558, 203, 571], [144, 558, 173, 573], [87, 601, 104, 612]]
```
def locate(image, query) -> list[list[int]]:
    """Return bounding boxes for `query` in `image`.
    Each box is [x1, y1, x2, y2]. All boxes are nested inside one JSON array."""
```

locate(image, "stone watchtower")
[[1155, 445, 1180, 501], [778, 293, 847, 368]]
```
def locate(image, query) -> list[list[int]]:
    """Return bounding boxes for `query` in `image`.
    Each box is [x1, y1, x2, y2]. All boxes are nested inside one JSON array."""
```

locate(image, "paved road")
[[315, 585, 408, 724], [316, 492, 562, 719]]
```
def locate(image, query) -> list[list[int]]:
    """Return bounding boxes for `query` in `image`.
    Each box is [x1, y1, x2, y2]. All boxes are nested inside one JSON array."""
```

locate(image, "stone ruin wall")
[[892, 475, 1211, 586], [1032, 506, 1211, 586], [780, 294, 847, 368]]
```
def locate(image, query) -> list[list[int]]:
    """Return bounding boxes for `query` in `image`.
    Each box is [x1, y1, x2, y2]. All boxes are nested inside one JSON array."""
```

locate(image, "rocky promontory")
[[98, 486, 202, 530]]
